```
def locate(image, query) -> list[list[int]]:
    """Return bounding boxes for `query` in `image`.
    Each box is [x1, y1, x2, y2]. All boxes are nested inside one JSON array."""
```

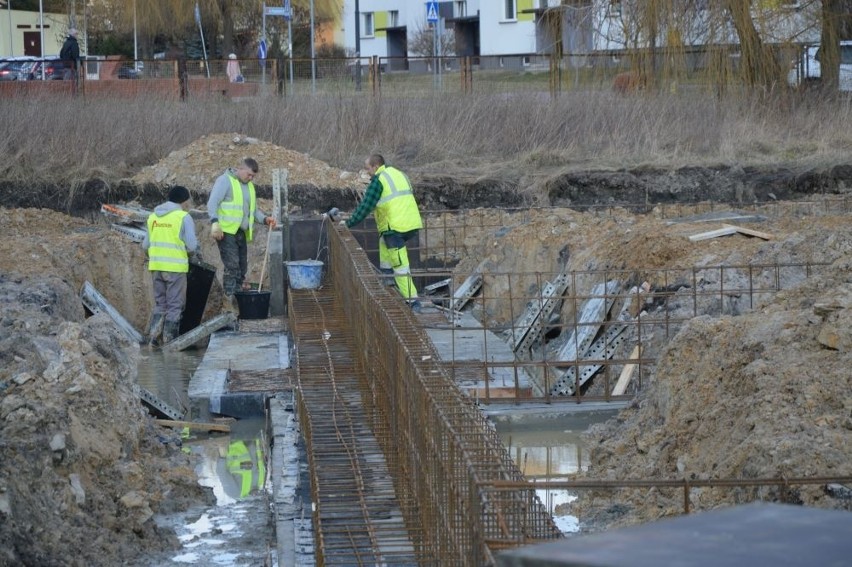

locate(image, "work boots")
[[380, 268, 395, 287], [162, 320, 181, 344], [222, 294, 240, 315], [147, 313, 165, 347]]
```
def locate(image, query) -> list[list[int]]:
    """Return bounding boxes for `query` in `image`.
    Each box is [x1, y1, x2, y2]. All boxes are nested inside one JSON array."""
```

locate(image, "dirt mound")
[[0, 274, 211, 566], [570, 264, 852, 529], [131, 132, 364, 193]]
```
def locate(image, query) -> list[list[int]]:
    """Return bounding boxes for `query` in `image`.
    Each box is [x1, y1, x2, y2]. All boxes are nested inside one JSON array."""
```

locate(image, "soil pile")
[[0, 274, 210, 566], [131, 132, 364, 193]]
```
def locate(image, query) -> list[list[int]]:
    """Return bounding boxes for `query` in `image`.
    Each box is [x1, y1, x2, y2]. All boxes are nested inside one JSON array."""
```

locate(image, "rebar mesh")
[[312, 223, 562, 565]]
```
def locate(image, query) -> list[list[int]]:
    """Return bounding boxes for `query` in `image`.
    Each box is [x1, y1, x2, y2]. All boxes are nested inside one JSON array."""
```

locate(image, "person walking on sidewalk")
[[143, 185, 198, 345], [207, 157, 276, 313], [343, 154, 423, 312]]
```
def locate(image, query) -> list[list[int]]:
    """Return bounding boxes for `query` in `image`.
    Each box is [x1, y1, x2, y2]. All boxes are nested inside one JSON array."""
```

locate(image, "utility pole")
[[133, 0, 138, 70], [38, 0, 43, 77], [354, 0, 361, 91], [7, 0, 12, 55], [310, 0, 315, 93]]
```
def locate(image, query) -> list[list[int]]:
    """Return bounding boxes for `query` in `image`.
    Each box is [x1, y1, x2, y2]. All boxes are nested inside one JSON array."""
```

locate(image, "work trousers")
[[379, 230, 419, 299], [151, 271, 187, 323], [217, 230, 248, 296]]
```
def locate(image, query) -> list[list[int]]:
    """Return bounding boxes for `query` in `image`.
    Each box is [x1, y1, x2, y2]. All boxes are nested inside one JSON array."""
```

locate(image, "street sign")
[[426, 1, 439, 23], [265, 6, 287, 16], [258, 39, 267, 60], [283, 0, 292, 21]]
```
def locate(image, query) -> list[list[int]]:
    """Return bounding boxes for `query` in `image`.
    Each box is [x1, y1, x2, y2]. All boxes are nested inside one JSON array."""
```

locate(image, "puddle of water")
[[136, 346, 205, 412], [137, 350, 277, 565], [495, 410, 619, 534], [145, 417, 277, 566]]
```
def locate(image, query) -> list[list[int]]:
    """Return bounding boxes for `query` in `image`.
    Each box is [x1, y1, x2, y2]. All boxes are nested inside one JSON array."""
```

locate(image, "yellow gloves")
[[211, 222, 224, 241]]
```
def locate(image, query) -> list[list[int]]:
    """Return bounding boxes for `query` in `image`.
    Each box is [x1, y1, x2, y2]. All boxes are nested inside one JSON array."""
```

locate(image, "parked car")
[[0, 57, 38, 81], [788, 41, 852, 91], [29, 57, 68, 80], [117, 62, 143, 79]]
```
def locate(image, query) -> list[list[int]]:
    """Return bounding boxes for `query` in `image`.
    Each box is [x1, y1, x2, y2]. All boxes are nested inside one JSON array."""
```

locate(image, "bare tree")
[[408, 20, 455, 58]]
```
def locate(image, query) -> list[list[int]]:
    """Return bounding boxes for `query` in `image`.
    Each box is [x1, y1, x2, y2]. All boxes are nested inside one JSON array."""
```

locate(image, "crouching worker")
[[143, 185, 198, 346]]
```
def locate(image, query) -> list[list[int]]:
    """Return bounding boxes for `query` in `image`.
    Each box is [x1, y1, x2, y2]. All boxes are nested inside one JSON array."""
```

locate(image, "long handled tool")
[[258, 227, 273, 292]]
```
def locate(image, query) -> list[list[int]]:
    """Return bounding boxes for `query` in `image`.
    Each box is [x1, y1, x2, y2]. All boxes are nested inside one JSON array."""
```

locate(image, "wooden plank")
[[688, 224, 773, 242], [154, 419, 231, 432], [612, 345, 641, 396], [688, 226, 738, 242], [726, 224, 773, 240]]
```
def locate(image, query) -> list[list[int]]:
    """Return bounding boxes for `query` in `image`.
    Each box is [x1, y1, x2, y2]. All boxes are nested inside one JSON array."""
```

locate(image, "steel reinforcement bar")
[[326, 222, 563, 565]]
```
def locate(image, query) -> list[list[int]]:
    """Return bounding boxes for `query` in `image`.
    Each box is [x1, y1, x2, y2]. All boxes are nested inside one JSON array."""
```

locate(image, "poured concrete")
[[422, 309, 535, 395], [187, 331, 290, 420]]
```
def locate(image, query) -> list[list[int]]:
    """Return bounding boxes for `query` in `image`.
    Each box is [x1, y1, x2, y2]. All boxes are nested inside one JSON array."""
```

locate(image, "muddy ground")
[[1, 133, 851, 564]]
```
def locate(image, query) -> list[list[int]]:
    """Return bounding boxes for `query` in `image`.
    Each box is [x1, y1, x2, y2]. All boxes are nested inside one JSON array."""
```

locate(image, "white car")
[[788, 41, 852, 91]]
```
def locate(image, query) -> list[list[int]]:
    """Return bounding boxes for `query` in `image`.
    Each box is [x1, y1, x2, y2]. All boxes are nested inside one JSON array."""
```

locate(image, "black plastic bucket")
[[234, 290, 271, 320]]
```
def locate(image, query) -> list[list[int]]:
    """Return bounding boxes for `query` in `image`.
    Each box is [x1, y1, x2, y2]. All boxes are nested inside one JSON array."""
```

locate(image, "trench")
[[135, 349, 282, 566], [132, 352, 621, 564], [5, 162, 852, 219]]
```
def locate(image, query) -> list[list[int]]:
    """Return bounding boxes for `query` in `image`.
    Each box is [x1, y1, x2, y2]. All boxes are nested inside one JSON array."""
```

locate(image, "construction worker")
[[143, 185, 198, 345], [207, 157, 276, 313], [342, 154, 423, 312]]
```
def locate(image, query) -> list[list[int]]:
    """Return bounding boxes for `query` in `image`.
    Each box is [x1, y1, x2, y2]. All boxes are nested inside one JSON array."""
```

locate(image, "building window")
[[363, 12, 374, 37], [504, 0, 516, 20], [389, 10, 399, 27], [609, 1, 622, 17], [456, 1, 467, 18]]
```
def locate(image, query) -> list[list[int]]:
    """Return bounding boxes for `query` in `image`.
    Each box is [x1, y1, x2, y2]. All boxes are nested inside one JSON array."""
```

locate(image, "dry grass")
[[2, 90, 852, 185]]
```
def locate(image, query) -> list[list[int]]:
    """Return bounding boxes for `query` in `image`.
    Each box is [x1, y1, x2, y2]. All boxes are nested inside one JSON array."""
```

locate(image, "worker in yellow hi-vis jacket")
[[142, 186, 198, 345], [342, 154, 424, 313]]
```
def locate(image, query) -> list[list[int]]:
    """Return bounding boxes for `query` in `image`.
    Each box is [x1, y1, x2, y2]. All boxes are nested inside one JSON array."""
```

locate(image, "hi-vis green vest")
[[147, 209, 189, 273], [217, 176, 257, 242], [374, 165, 422, 234]]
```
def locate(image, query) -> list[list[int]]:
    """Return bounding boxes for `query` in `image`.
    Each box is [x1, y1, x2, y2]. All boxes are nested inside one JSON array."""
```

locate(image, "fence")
[[0, 43, 820, 101]]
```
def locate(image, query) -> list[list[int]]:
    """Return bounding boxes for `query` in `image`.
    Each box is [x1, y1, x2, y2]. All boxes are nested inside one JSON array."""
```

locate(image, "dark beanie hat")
[[168, 185, 190, 204]]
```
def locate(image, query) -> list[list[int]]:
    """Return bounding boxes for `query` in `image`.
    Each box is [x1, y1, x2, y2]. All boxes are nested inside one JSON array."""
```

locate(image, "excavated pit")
[[3, 160, 852, 564]]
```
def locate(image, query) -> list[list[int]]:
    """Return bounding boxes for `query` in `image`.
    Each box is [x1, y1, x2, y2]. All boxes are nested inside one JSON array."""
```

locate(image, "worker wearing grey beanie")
[[142, 185, 199, 346]]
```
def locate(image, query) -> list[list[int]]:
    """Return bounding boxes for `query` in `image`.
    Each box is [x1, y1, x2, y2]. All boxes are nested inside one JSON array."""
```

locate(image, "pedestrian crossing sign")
[[426, 1, 439, 23]]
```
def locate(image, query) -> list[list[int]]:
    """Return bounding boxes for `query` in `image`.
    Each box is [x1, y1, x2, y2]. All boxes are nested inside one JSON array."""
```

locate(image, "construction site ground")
[[1, 132, 851, 565]]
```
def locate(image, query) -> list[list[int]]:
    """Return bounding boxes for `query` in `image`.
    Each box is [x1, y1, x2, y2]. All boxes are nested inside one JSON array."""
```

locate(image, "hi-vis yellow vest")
[[147, 209, 189, 273], [217, 176, 257, 242], [374, 165, 422, 234]]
